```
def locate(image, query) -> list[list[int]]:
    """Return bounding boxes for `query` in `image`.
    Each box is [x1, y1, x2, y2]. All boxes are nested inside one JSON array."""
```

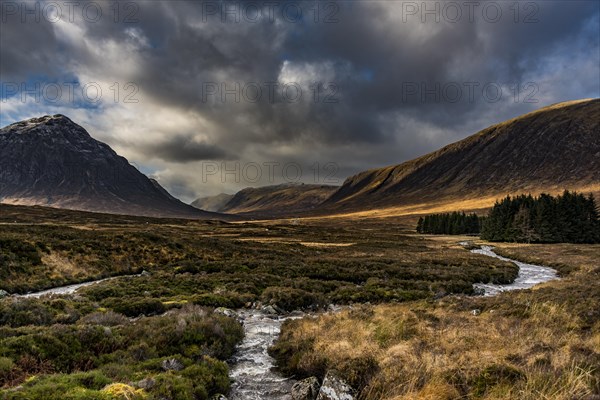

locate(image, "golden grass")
[[41, 253, 89, 281], [248, 184, 600, 223], [299, 242, 355, 248], [274, 240, 600, 399]]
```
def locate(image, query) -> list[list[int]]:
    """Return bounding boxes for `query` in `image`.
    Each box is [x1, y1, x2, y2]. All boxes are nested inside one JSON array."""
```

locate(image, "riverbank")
[[271, 240, 600, 399]]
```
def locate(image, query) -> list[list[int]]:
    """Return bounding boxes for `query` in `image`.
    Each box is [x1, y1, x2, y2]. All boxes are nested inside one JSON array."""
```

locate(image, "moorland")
[[0, 204, 598, 399]]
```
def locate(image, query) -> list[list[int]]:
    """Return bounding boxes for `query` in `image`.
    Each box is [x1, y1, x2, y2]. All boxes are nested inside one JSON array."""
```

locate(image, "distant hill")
[[193, 183, 338, 217], [321, 99, 600, 214], [191, 193, 234, 212], [0, 115, 226, 219]]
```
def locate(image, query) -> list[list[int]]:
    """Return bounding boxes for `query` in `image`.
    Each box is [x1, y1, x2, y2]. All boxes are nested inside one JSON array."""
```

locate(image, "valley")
[[1, 205, 598, 399]]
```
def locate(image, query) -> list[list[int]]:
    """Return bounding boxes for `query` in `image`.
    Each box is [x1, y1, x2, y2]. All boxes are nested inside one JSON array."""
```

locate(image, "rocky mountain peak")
[[0, 115, 219, 219]]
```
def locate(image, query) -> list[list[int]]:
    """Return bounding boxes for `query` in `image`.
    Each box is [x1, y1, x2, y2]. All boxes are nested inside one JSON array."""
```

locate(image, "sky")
[[1, 0, 599, 202]]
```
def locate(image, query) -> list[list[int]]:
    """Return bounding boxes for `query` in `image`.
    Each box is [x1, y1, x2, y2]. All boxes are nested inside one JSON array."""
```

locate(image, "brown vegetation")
[[271, 240, 600, 399]]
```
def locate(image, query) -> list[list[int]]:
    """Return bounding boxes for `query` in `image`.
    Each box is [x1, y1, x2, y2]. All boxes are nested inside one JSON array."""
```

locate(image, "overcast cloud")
[[1, 0, 599, 202]]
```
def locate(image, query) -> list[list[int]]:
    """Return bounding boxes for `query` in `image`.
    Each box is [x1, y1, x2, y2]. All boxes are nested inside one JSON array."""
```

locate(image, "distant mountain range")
[[2, 99, 598, 219], [191, 183, 338, 217], [321, 99, 600, 214], [0, 115, 222, 219]]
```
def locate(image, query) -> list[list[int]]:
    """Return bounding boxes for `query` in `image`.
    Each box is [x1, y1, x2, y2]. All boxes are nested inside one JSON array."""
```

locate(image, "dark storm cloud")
[[112, 0, 600, 145], [1, 0, 598, 198], [143, 135, 229, 163], [0, 1, 61, 80]]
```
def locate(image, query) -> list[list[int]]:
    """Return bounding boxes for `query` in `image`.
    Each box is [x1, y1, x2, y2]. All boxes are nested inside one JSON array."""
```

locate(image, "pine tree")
[[416, 217, 424, 233], [481, 191, 599, 244]]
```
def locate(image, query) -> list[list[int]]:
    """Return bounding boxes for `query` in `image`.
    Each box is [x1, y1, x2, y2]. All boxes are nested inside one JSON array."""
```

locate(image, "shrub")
[[0, 356, 15, 385], [101, 383, 147, 399], [151, 373, 195, 400], [106, 298, 166, 317], [79, 311, 129, 326], [260, 287, 324, 311]]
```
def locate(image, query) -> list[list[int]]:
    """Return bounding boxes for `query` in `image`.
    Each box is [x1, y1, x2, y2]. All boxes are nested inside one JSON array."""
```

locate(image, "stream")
[[20, 276, 123, 298], [15, 245, 559, 398], [227, 310, 303, 400], [468, 244, 559, 296]]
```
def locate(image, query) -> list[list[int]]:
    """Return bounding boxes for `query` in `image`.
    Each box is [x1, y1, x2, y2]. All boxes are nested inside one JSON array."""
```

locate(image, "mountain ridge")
[[192, 183, 338, 217], [321, 98, 600, 213]]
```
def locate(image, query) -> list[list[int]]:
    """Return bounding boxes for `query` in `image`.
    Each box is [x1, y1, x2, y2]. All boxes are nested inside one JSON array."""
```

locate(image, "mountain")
[[191, 193, 234, 212], [195, 183, 338, 217], [322, 99, 600, 214], [0, 115, 224, 219]]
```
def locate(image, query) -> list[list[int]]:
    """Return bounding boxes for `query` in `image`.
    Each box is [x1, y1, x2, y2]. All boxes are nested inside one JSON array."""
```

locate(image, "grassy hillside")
[[322, 99, 600, 215], [218, 183, 338, 217]]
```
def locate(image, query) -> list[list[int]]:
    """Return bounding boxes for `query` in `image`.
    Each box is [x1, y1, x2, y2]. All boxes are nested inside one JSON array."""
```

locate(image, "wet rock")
[[473, 287, 486, 296], [262, 305, 278, 315], [214, 307, 238, 319], [292, 376, 320, 400], [0, 290, 9, 298], [161, 358, 184, 371], [317, 371, 355, 400], [327, 304, 342, 313], [272, 303, 285, 314]]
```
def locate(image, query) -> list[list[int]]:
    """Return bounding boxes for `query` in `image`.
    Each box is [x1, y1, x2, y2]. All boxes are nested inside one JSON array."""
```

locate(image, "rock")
[[161, 358, 184, 371], [433, 290, 447, 300], [292, 376, 320, 400], [473, 287, 486, 296], [471, 309, 481, 316], [141, 270, 150, 276], [262, 305, 278, 315], [136, 377, 155, 390], [272, 303, 285, 314], [0, 290, 10, 298], [214, 307, 238, 319], [317, 371, 355, 400]]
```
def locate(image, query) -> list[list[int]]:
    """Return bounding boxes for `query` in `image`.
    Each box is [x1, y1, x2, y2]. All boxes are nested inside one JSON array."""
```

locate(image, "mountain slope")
[[212, 183, 338, 216], [191, 193, 234, 212], [322, 99, 600, 213], [0, 115, 223, 219]]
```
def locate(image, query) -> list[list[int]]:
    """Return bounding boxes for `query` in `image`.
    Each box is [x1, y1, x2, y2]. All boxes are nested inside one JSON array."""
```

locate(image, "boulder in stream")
[[317, 371, 355, 400], [214, 307, 238, 319], [291, 376, 320, 400], [261, 305, 279, 315]]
